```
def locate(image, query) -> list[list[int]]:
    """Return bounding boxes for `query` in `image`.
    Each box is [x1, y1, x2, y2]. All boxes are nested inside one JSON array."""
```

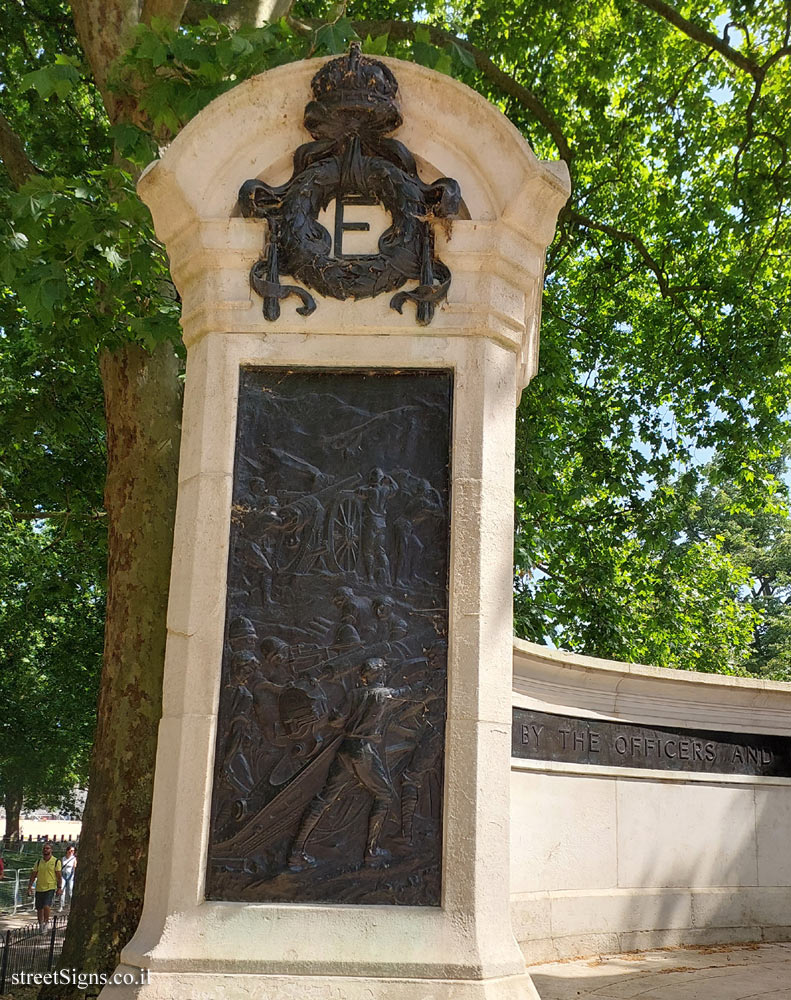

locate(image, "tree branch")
[[633, 0, 761, 78], [182, 0, 292, 28], [0, 113, 41, 188], [761, 44, 791, 74], [141, 0, 189, 28], [566, 208, 671, 297], [68, 0, 140, 121], [354, 20, 573, 164]]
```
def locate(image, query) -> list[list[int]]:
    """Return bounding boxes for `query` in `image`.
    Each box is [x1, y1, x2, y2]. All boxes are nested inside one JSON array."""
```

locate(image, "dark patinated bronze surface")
[[513, 707, 791, 777], [206, 368, 452, 905], [238, 43, 461, 325]]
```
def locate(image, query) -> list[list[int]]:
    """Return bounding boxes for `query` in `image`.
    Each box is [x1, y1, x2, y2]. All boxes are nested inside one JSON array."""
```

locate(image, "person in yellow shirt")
[[27, 842, 62, 931]]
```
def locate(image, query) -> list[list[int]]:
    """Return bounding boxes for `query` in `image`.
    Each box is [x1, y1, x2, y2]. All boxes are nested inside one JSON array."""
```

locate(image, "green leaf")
[[434, 50, 453, 75], [0, 254, 16, 283], [21, 63, 80, 100], [137, 32, 169, 67], [315, 17, 358, 55], [154, 105, 182, 136], [451, 41, 476, 70], [231, 34, 255, 56], [363, 33, 389, 55], [412, 40, 435, 68], [109, 123, 158, 166]]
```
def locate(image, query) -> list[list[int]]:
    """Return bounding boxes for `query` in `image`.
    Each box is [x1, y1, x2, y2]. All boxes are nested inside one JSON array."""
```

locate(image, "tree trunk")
[[51, 341, 181, 991], [3, 784, 23, 845]]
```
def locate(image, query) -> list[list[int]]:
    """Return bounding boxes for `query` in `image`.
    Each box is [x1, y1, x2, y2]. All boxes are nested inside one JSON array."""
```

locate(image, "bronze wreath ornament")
[[238, 44, 461, 325]]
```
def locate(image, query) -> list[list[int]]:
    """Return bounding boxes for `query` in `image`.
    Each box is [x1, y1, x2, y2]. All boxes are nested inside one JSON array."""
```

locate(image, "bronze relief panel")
[[206, 368, 451, 905]]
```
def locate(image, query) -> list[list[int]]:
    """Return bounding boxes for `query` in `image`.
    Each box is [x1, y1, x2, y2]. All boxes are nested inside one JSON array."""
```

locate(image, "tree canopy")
[[0, 211, 106, 836], [1, 0, 790, 983], [0, 516, 103, 838]]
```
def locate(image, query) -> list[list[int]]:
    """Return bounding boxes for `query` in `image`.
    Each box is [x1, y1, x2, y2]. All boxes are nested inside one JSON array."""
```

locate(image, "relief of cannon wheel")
[[272, 475, 363, 577], [278, 526, 315, 575], [326, 493, 363, 574]]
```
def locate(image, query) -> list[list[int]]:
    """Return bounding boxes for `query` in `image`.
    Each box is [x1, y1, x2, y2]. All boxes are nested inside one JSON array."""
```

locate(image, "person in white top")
[[60, 845, 77, 910]]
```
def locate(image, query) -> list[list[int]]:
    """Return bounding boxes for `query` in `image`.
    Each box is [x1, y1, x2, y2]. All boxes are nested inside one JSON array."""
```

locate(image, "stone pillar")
[[109, 50, 569, 1000]]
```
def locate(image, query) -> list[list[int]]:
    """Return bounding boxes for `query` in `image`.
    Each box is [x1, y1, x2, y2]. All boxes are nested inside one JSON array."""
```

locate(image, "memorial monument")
[[106, 45, 569, 998]]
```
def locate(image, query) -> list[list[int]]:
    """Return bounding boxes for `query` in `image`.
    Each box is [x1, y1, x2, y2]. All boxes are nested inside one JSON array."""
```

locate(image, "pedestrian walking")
[[27, 842, 62, 931], [60, 844, 77, 910]]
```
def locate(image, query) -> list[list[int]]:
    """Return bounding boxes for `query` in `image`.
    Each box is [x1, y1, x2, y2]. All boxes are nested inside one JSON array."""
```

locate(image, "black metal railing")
[[0, 916, 66, 993]]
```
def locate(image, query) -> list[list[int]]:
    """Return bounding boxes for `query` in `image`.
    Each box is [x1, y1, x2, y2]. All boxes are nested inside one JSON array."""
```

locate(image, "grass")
[[1, 853, 35, 871]]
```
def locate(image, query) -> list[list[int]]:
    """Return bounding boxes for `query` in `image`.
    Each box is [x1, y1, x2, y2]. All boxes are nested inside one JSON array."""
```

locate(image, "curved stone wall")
[[511, 639, 791, 963]]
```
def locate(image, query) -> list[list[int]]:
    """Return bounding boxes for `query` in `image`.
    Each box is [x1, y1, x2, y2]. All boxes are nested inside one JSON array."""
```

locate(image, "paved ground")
[[530, 942, 791, 999], [0, 906, 69, 932]]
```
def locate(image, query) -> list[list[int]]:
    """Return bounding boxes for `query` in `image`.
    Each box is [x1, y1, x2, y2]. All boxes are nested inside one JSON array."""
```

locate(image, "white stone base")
[[110, 966, 542, 1000]]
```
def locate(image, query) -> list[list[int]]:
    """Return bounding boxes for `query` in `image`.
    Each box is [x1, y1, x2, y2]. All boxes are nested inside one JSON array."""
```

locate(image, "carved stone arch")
[[141, 55, 566, 236]]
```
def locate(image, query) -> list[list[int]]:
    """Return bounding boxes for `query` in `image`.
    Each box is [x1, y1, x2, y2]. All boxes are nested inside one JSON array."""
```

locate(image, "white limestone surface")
[[511, 639, 791, 964]]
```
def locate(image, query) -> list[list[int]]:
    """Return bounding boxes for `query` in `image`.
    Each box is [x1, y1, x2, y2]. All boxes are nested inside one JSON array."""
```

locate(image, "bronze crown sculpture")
[[238, 43, 461, 325]]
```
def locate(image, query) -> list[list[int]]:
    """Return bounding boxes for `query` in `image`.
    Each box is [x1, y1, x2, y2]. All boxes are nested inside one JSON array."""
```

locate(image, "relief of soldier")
[[287, 656, 430, 872]]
